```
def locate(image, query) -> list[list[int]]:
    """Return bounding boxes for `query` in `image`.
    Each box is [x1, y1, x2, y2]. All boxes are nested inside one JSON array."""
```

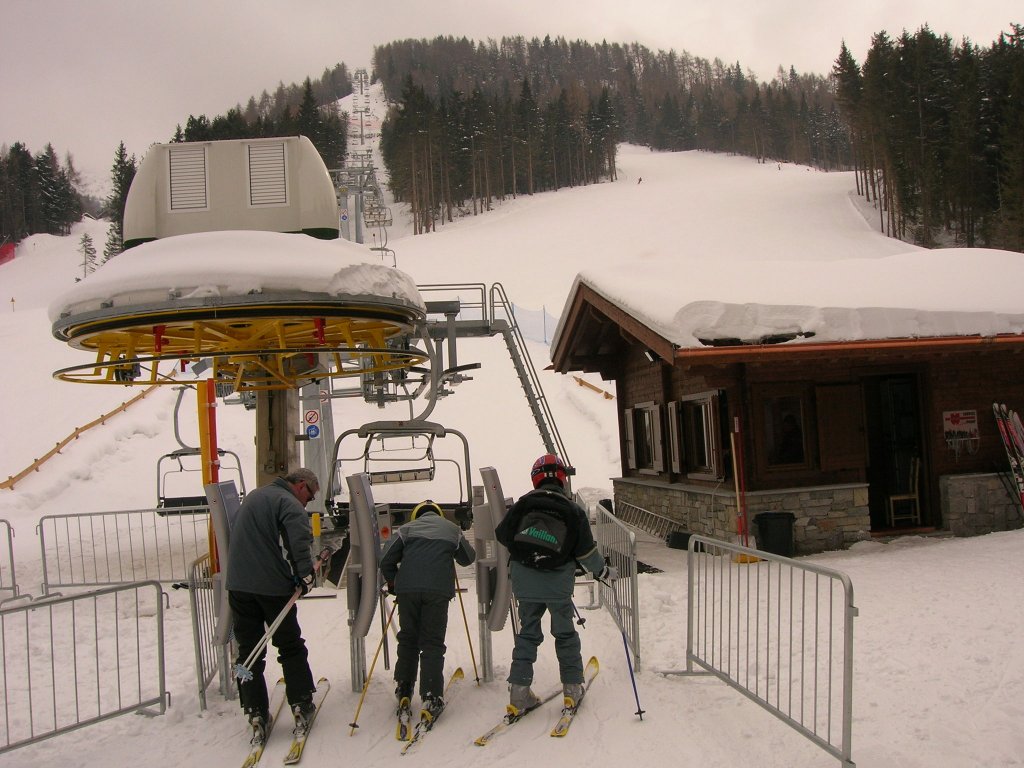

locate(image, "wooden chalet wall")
[[612, 341, 1024, 554]]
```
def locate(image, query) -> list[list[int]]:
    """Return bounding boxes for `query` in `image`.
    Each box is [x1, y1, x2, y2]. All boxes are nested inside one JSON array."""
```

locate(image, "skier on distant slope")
[[495, 454, 617, 714]]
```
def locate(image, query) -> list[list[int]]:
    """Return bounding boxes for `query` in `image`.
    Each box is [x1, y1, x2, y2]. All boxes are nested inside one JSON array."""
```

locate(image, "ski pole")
[[379, 591, 392, 670], [234, 549, 332, 682], [234, 587, 301, 682], [600, 575, 645, 720], [453, 571, 480, 684], [571, 600, 587, 628], [349, 597, 398, 735]]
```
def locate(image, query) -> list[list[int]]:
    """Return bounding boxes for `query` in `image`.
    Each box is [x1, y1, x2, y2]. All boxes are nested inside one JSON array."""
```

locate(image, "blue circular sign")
[[306, 424, 320, 439]]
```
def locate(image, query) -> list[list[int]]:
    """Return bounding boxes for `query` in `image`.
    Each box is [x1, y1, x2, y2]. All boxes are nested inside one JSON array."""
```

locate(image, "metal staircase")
[[418, 282, 572, 475]]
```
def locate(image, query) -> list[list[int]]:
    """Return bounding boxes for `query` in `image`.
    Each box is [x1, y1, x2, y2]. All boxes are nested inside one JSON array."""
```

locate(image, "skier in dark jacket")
[[501, 454, 614, 713], [380, 500, 476, 719], [227, 468, 320, 741]]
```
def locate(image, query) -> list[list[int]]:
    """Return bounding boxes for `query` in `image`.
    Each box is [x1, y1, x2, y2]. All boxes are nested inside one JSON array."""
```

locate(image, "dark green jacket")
[[380, 510, 476, 598], [226, 478, 313, 596], [506, 483, 605, 602]]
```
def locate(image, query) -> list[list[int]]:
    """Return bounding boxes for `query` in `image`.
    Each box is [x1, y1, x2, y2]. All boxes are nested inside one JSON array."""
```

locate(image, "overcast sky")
[[3, 0, 1019, 195]]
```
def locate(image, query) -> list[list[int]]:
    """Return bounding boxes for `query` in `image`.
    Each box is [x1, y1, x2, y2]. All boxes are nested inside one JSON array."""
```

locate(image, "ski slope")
[[3, 102, 1024, 765]]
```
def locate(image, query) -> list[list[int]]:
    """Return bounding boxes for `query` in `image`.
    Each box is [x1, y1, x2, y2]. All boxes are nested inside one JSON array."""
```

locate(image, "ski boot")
[[291, 697, 316, 735], [246, 708, 271, 745], [420, 694, 445, 724], [508, 683, 541, 715], [563, 682, 584, 709]]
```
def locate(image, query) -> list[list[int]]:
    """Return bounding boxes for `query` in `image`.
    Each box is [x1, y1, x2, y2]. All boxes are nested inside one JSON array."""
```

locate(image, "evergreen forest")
[[833, 25, 1024, 249], [1, 143, 85, 246], [171, 64, 353, 172], [373, 29, 1024, 249], [3, 27, 1023, 253]]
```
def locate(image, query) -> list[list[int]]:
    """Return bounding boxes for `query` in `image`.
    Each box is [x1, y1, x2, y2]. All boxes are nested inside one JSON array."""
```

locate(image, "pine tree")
[[102, 221, 121, 264], [103, 142, 136, 252], [296, 78, 323, 146], [78, 232, 97, 278]]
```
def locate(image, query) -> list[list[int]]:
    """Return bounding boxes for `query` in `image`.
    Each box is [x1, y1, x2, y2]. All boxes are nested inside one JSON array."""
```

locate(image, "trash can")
[[666, 531, 691, 550], [754, 512, 795, 557]]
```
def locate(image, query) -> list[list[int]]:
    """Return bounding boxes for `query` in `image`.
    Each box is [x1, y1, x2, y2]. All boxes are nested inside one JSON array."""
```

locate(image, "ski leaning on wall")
[[992, 403, 1024, 510]]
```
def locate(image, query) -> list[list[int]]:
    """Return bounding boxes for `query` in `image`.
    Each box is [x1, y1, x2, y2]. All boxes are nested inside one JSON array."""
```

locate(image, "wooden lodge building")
[[550, 254, 1024, 555]]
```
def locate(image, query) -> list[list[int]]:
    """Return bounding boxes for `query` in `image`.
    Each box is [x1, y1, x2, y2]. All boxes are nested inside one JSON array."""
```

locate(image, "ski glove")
[[597, 565, 619, 582], [294, 572, 316, 596]]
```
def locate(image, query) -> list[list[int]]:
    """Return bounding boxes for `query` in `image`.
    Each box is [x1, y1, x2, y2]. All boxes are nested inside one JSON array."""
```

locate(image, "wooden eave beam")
[[552, 283, 674, 372], [674, 333, 1024, 364]]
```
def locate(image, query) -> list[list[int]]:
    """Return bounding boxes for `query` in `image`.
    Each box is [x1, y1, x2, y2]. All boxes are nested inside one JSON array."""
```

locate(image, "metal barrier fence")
[[591, 501, 641, 672], [612, 500, 685, 540], [37, 507, 211, 593], [0, 520, 17, 600], [678, 536, 857, 767], [187, 554, 234, 710], [0, 581, 168, 753]]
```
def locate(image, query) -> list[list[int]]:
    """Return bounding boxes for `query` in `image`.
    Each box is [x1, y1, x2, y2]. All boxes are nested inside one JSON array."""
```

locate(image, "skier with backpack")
[[494, 454, 617, 715]]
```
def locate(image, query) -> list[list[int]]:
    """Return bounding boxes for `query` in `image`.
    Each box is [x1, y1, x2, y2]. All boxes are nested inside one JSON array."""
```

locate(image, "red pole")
[[733, 416, 749, 546]]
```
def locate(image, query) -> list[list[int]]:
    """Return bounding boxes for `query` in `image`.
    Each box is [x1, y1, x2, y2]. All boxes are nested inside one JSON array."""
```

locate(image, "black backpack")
[[495, 489, 581, 570]]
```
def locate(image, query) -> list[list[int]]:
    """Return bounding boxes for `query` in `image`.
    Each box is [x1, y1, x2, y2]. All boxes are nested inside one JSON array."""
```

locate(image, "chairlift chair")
[[156, 447, 247, 512], [328, 420, 474, 531]]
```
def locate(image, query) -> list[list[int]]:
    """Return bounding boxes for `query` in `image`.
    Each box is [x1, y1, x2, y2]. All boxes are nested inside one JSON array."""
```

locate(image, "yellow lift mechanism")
[[52, 302, 428, 392]]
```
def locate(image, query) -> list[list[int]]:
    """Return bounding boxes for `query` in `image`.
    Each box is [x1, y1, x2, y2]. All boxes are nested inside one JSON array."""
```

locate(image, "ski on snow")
[[241, 678, 287, 768], [472, 686, 563, 746], [282, 677, 330, 765], [395, 696, 414, 742], [549, 656, 599, 737], [400, 667, 464, 755]]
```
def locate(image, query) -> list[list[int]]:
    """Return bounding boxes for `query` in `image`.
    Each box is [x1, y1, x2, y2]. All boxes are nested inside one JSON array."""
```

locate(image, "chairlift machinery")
[[318, 284, 573, 564]]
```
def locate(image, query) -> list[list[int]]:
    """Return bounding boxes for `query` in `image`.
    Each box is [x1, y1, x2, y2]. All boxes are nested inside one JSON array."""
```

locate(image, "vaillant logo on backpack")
[[521, 526, 557, 544]]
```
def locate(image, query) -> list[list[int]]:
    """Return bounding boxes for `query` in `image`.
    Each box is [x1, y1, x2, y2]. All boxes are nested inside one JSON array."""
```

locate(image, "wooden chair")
[[887, 456, 921, 526]]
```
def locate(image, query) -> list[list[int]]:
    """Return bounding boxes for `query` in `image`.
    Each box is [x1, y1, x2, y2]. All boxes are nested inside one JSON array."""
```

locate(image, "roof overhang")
[[552, 281, 1024, 373], [552, 283, 674, 375]]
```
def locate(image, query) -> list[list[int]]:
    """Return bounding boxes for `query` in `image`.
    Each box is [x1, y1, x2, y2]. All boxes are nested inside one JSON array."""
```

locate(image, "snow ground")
[[2, 86, 1024, 766]]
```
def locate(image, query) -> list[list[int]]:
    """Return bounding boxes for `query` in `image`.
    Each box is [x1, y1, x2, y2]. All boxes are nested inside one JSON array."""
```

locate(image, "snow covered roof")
[[555, 247, 1024, 354]]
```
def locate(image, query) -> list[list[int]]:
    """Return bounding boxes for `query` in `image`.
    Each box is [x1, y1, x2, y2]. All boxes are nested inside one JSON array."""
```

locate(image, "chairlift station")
[[49, 135, 569, 514]]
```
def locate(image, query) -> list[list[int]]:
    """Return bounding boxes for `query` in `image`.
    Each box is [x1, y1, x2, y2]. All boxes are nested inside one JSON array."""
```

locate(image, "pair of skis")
[[474, 656, 599, 746], [395, 667, 465, 755], [993, 403, 1024, 510], [241, 677, 330, 768]]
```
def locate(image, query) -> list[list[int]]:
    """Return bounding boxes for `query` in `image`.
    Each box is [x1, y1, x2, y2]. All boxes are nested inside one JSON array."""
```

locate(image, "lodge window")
[[667, 391, 724, 480], [624, 402, 664, 473], [763, 394, 808, 468], [752, 382, 866, 475]]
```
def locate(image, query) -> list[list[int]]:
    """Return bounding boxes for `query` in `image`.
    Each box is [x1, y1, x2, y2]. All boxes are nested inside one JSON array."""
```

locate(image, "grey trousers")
[[508, 598, 583, 686]]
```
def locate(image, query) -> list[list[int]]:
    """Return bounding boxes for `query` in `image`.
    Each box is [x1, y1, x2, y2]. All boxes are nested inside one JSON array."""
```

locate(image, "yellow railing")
[[1, 385, 160, 490]]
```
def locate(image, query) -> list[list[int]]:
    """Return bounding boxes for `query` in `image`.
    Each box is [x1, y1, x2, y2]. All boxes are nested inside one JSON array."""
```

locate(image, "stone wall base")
[[940, 472, 1023, 536], [612, 478, 871, 555]]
